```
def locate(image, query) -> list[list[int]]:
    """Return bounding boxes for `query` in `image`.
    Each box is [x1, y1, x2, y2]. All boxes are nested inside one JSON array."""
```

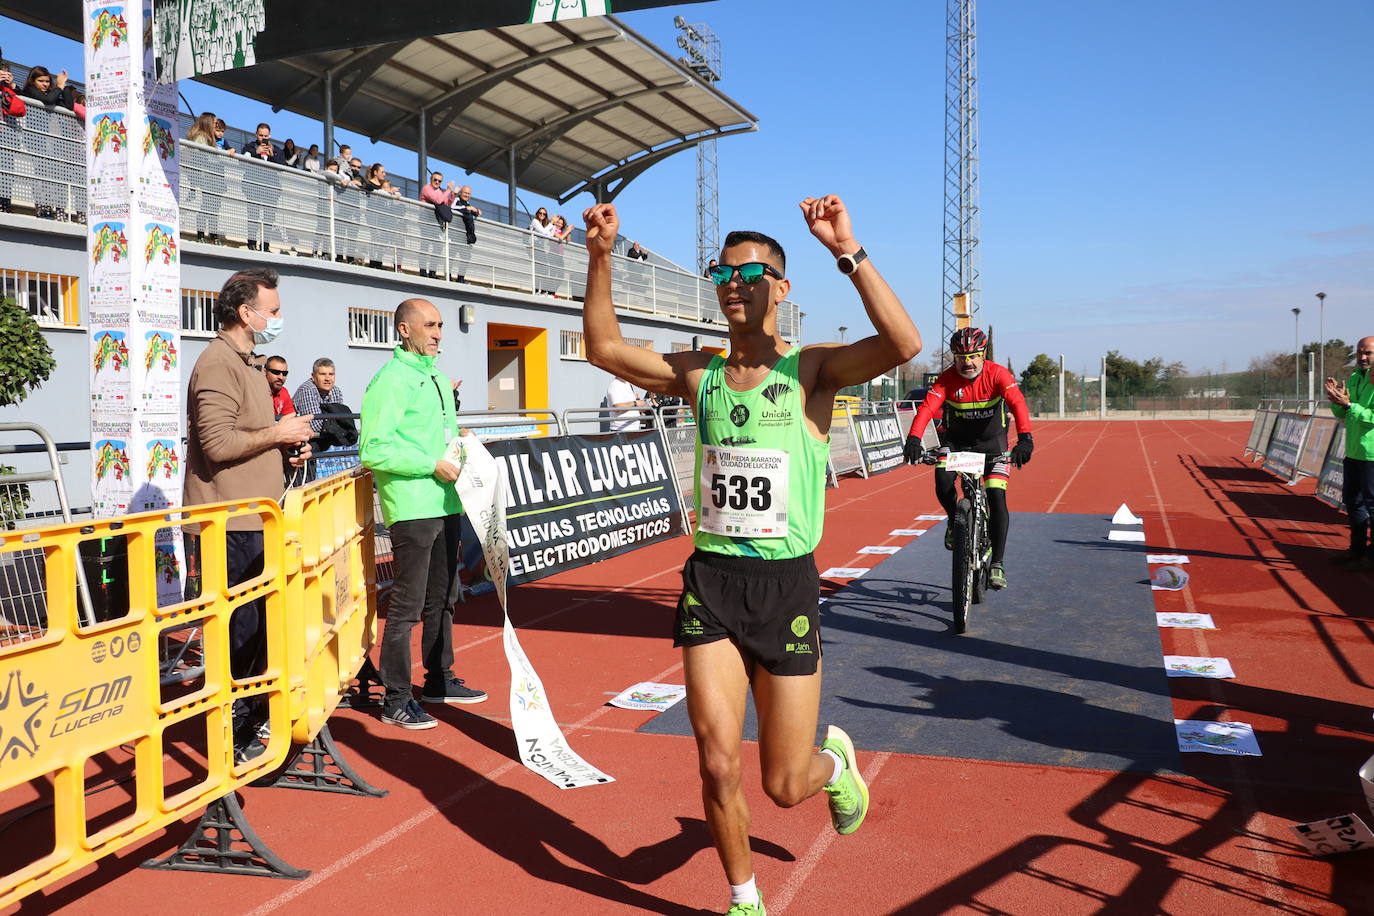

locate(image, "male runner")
[[581, 196, 921, 915], [901, 327, 1034, 590]]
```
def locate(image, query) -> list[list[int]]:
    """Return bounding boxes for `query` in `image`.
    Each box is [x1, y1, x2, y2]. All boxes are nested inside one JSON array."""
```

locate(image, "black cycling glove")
[[1010, 433, 1034, 468], [903, 435, 924, 465]]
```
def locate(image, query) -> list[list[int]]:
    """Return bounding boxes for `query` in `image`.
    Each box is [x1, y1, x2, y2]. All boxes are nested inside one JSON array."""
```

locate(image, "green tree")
[[0, 297, 56, 526], [1019, 353, 1060, 399]]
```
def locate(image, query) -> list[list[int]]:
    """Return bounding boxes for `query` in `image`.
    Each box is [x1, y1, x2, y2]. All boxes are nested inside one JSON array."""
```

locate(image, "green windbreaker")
[[1331, 368, 1374, 462], [360, 345, 462, 525]]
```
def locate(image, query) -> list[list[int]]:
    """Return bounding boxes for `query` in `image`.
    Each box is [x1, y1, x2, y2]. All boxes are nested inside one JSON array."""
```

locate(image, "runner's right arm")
[[581, 203, 710, 400]]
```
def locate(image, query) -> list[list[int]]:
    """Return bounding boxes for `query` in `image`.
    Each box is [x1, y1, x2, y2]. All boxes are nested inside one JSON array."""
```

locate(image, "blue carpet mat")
[[637, 513, 1180, 774]]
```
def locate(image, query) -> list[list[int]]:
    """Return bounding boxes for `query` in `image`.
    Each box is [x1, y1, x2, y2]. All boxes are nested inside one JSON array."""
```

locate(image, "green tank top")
[[693, 347, 830, 558]]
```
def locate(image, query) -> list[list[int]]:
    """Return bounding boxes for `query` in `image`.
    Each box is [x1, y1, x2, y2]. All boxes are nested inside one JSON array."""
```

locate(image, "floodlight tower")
[[942, 0, 980, 367], [675, 16, 721, 273]]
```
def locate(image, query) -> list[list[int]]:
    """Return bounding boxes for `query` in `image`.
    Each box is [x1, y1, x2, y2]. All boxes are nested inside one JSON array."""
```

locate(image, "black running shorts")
[[674, 549, 822, 676]]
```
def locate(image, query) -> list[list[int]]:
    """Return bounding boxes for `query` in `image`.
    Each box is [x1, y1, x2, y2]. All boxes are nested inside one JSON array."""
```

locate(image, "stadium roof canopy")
[[4, 5, 758, 204]]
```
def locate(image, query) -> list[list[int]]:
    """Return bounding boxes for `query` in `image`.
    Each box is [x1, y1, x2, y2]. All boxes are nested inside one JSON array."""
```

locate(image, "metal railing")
[[0, 103, 801, 341]]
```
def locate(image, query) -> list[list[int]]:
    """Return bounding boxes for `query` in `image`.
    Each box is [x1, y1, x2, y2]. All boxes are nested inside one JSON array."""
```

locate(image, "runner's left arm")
[[801, 195, 922, 392]]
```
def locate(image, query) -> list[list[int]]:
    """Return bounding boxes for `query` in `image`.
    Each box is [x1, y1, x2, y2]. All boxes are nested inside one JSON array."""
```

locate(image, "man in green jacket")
[[361, 298, 487, 729], [1325, 335, 1374, 571]]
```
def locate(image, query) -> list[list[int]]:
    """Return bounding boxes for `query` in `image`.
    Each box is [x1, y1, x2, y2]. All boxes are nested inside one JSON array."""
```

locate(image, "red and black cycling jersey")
[[907, 361, 1032, 454]]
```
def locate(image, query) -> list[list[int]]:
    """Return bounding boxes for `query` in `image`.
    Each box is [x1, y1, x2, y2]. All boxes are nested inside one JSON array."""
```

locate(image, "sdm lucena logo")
[[92, 331, 130, 372], [94, 439, 132, 482], [91, 114, 128, 155], [143, 117, 176, 161], [144, 331, 178, 371]]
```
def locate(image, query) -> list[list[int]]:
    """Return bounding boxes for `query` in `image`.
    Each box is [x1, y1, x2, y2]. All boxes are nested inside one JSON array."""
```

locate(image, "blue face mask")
[[247, 306, 284, 345]]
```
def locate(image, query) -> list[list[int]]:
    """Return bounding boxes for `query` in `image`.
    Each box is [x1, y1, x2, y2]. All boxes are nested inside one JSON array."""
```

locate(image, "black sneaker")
[[422, 676, 488, 705], [382, 699, 439, 729]]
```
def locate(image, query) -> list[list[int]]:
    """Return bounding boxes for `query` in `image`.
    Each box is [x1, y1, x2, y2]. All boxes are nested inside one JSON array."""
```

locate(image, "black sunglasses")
[[265, 367, 288, 377], [708, 262, 783, 287]]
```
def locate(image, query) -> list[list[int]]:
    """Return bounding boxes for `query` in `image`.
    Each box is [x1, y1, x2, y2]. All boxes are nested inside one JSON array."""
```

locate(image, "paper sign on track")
[[450, 434, 615, 789], [1112, 504, 1143, 525], [609, 682, 687, 713], [1175, 720, 1262, 756], [1290, 814, 1374, 856], [821, 567, 868, 578], [889, 529, 925, 536], [859, 546, 901, 555], [1164, 656, 1235, 678], [1150, 566, 1190, 590], [1108, 530, 1146, 542], [1146, 554, 1190, 564], [1156, 613, 1216, 629]]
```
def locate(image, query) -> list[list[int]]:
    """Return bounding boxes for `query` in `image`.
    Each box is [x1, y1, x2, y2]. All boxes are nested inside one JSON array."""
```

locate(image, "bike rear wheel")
[[950, 499, 973, 633]]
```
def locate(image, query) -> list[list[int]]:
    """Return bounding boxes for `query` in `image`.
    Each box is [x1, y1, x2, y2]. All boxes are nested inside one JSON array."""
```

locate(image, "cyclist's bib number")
[[698, 445, 789, 538], [945, 451, 986, 476]]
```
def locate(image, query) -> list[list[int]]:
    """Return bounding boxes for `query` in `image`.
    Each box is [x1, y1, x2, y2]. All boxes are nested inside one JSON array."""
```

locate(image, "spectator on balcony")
[[321, 159, 350, 188], [21, 66, 77, 109], [626, 240, 649, 261], [361, 163, 401, 198], [331, 145, 355, 177], [553, 214, 573, 242], [301, 144, 323, 172], [704, 257, 718, 278], [1, 65, 25, 120], [529, 207, 557, 238], [213, 118, 233, 151], [348, 157, 366, 187], [421, 171, 457, 228], [456, 185, 482, 245], [186, 112, 218, 145], [281, 138, 302, 168], [240, 122, 284, 164]]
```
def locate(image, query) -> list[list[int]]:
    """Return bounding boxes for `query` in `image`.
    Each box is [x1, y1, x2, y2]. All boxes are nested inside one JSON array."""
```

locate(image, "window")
[[623, 337, 654, 350], [181, 289, 218, 336], [348, 307, 397, 347], [671, 342, 692, 353], [560, 329, 586, 360], [0, 269, 79, 327]]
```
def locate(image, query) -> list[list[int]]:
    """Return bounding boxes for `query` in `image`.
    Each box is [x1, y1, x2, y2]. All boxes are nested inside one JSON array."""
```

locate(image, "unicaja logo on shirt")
[[762, 383, 792, 405], [730, 404, 750, 427]]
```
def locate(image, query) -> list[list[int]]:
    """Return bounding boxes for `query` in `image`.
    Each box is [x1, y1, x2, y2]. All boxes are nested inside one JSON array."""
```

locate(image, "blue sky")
[[4, 0, 1370, 376]]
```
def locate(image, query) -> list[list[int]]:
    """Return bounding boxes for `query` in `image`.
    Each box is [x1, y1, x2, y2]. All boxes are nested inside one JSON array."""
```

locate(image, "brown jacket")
[[184, 332, 281, 531]]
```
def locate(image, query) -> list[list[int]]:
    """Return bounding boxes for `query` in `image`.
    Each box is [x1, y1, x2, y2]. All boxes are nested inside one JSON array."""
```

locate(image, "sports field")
[[26, 420, 1374, 915]]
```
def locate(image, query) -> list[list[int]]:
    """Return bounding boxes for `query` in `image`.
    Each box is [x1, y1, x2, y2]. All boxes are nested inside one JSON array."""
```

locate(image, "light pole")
[[1291, 307, 1301, 400], [1316, 291, 1327, 385], [838, 326, 848, 343]]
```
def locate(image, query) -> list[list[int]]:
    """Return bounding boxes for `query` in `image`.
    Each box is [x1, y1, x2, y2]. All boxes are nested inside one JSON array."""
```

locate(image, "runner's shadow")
[[331, 717, 790, 915]]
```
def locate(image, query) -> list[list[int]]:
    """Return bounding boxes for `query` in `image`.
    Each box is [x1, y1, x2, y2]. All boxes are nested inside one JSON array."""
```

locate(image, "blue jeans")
[[1343, 457, 1374, 553], [379, 515, 460, 705]]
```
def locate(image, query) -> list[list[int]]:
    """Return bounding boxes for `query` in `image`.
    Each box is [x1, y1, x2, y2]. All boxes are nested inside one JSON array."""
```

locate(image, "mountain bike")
[[926, 449, 993, 633]]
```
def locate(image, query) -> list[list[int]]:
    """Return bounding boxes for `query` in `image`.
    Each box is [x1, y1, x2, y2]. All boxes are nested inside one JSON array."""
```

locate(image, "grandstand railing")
[[0, 102, 801, 341]]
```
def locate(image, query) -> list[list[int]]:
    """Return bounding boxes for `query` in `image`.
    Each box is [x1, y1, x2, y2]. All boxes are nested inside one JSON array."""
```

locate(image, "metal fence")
[[0, 103, 801, 341]]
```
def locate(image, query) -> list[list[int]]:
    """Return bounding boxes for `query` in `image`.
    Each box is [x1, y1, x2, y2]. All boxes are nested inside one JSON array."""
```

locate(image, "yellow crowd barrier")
[[0, 499, 292, 909], [278, 468, 378, 745]]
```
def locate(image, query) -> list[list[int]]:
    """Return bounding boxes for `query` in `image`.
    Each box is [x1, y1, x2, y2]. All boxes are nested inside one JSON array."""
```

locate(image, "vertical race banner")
[[85, 1, 185, 605], [451, 434, 614, 790]]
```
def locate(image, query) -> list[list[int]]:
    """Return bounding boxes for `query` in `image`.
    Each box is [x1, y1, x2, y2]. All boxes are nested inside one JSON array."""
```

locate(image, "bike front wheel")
[[950, 499, 973, 633]]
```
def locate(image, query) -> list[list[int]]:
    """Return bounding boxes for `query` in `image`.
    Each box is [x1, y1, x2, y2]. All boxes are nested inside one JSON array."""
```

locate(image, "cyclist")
[[902, 327, 1033, 590]]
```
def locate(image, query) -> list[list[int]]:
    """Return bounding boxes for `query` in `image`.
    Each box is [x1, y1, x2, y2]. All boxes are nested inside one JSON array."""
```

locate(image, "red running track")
[[14, 420, 1374, 915]]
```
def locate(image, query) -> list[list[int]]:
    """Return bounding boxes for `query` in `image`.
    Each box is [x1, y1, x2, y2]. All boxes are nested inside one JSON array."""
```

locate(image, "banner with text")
[[486, 430, 685, 585], [1262, 412, 1310, 483], [1316, 430, 1346, 510], [852, 408, 904, 476]]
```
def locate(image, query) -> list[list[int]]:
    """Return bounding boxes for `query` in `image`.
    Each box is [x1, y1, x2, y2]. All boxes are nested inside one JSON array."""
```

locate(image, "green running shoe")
[[944, 527, 955, 550], [821, 725, 869, 835], [725, 892, 765, 914], [988, 563, 1007, 590]]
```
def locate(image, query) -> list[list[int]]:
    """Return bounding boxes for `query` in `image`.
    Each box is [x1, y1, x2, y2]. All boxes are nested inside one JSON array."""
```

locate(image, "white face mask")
[[246, 306, 284, 345]]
